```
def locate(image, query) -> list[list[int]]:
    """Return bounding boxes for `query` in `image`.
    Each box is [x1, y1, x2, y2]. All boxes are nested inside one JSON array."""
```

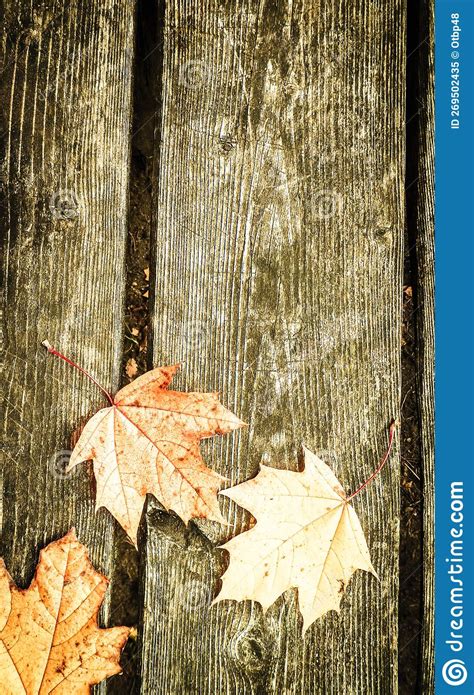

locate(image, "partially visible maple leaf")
[[63, 362, 244, 545], [214, 447, 379, 633], [0, 530, 129, 694]]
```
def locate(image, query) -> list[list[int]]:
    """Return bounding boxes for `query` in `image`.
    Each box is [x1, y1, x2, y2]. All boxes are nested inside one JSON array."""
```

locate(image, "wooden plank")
[[0, 2, 134, 690], [142, 1, 405, 692], [415, 0, 435, 690]]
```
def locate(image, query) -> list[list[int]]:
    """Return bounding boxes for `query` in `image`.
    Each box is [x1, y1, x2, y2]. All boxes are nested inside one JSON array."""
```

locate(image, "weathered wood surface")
[[415, 1, 435, 691], [0, 2, 134, 692], [142, 1, 406, 693]]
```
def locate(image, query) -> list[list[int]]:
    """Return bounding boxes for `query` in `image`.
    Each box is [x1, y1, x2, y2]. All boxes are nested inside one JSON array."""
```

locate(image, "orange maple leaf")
[[0, 531, 129, 694], [57, 358, 245, 545]]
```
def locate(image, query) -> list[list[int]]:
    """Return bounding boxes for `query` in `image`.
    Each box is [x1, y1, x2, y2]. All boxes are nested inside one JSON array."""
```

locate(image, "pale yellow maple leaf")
[[66, 365, 244, 545], [214, 447, 378, 632], [0, 530, 129, 694]]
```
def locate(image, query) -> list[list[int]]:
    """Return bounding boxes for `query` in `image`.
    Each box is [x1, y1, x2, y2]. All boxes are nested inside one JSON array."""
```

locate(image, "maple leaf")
[[0, 530, 129, 694], [63, 362, 244, 545], [214, 447, 379, 633]]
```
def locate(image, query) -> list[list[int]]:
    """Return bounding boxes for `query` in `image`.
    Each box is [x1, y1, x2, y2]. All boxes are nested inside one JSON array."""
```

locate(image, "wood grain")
[[142, 1, 406, 692], [416, 0, 435, 690], [0, 2, 134, 691]]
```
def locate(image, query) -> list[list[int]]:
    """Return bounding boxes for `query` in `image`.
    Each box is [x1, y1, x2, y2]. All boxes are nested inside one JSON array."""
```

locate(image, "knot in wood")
[[229, 625, 268, 673]]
